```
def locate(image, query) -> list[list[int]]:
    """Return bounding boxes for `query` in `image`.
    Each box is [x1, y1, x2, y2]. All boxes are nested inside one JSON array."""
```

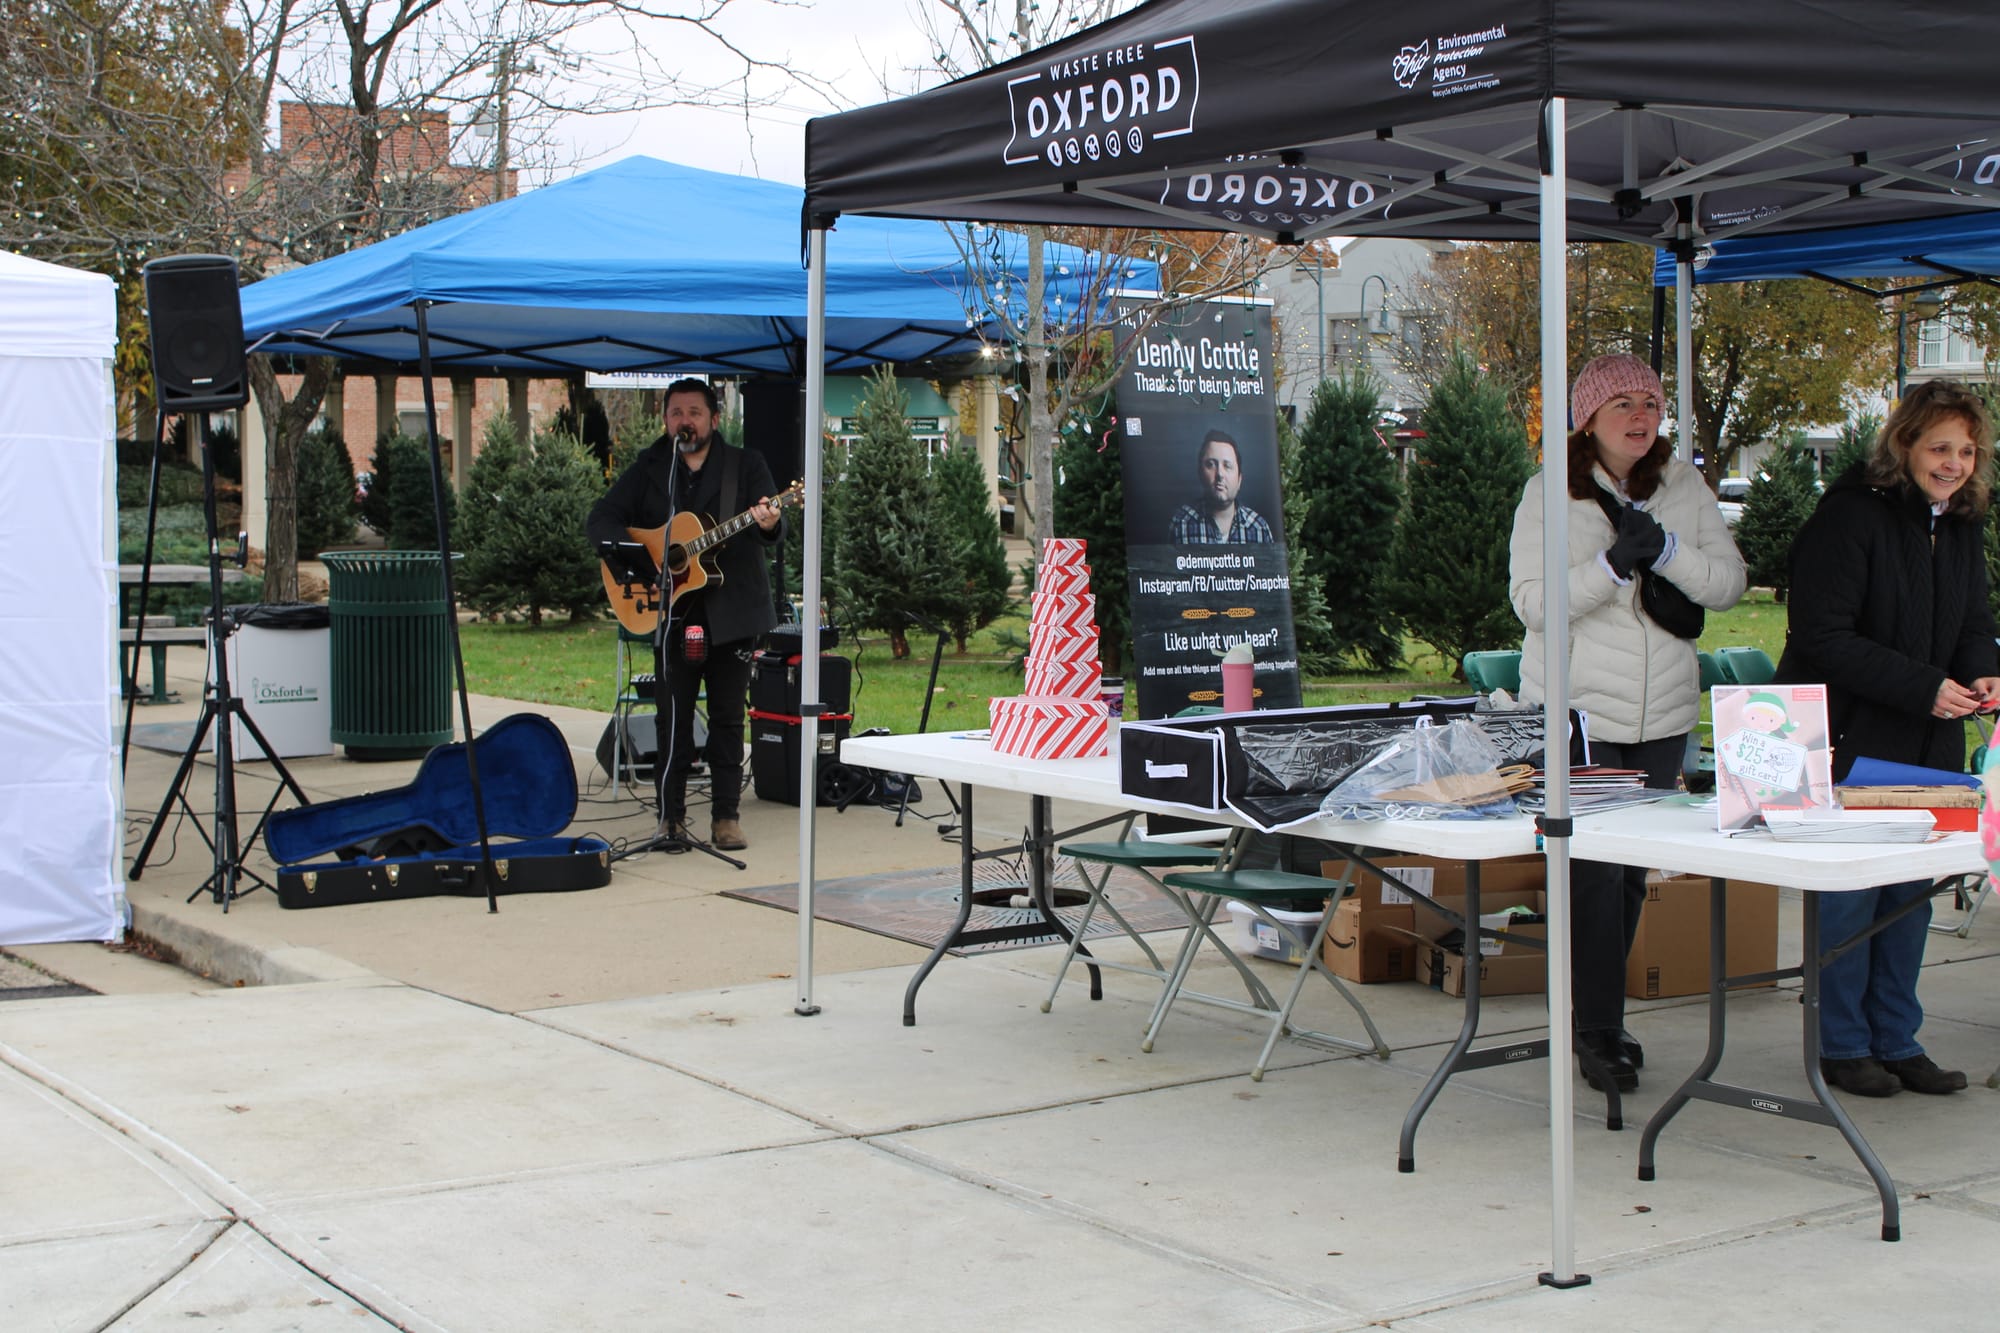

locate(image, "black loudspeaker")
[[143, 255, 248, 412], [741, 377, 803, 485], [596, 712, 710, 781]]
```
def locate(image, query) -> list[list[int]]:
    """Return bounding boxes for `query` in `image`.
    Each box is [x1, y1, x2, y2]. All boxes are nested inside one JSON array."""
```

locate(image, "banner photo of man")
[[1116, 296, 1300, 719]]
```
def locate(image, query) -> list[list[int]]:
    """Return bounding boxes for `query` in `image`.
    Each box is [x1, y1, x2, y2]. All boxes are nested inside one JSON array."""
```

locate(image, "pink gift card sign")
[[1713, 683, 1834, 831]]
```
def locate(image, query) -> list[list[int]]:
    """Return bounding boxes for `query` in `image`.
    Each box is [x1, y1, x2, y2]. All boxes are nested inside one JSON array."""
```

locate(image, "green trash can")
[[322, 551, 460, 760]]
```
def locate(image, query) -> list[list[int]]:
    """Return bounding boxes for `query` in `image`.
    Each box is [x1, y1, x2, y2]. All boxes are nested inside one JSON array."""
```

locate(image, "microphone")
[[674, 424, 698, 452]]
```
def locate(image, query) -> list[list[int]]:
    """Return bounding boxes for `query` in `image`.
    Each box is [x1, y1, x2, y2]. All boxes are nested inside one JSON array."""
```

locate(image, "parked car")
[[1714, 476, 1750, 528]]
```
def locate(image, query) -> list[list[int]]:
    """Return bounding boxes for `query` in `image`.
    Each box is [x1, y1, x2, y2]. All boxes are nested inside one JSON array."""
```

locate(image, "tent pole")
[[1536, 96, 1587, 1292], [796, 224, 830, 1017], [1676, 202, 1696, 467]]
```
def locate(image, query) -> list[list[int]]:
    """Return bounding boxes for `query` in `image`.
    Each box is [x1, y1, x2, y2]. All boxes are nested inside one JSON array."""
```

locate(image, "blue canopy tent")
[[1652, 212, 2000, 290], [238, 152, 1156, 926], [241, 154, 1150, 373]]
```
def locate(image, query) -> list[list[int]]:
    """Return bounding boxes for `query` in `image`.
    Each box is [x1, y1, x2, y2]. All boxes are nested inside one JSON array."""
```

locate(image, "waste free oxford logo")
[[1004, 35, 1198, 169], [1392, 39, 1431, 89]]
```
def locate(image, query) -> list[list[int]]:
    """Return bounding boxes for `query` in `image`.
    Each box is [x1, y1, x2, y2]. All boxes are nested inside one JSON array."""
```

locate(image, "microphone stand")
[[618, 427, 744, 869]]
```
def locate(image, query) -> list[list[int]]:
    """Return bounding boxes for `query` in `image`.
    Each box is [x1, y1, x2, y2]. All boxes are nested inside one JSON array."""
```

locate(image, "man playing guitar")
[[587, 378, 784, 850]]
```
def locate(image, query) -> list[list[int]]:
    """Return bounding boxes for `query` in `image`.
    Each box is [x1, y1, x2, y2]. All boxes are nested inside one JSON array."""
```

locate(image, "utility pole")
[[492, 42, 512, 202]]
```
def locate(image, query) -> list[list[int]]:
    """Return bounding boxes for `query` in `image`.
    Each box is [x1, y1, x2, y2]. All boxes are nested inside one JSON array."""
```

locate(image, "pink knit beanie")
[[1570, 353, 1664, 429]]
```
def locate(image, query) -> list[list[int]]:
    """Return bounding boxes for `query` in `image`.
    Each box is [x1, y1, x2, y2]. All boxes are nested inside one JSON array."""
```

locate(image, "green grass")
[[457, 618, 1032, 733], [454, 589, 1799, 735]]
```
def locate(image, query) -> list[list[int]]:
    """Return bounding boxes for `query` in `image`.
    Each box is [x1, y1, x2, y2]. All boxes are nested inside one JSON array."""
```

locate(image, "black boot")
[[1616, 1028, 1644, 1070], [1577, 1029, 1638, 1093]]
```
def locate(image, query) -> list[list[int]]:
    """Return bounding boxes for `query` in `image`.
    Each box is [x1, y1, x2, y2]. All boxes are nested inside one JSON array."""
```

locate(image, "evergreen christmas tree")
[[1826, 410, 1880, 482], [826, 366, 953, 657], [1052, 400, 1129, 671], [454, 416, 526, 616], [1276, 410, 1338, 674], [1386, 350, 1531, 675], [293, 424, 358, 559], [933, 436, 1014, 652], [385, 433, 458, 552], [461, 429, 604, 625], [1293, 370, 1405, 670], [1734, 432, 1820, 602]]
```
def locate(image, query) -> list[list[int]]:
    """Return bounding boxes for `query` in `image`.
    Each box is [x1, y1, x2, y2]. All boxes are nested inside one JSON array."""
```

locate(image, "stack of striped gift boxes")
[[989, 537, 1109, 759]]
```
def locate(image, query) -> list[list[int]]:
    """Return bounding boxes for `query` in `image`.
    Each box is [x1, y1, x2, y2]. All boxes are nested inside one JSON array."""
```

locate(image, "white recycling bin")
[[210, 604, 334, 759]]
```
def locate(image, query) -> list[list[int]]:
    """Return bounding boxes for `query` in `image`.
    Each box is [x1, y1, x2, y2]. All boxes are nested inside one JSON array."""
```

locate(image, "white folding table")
[[841, 730, 1565, 1167], [1571, 798, 1988, 1242]]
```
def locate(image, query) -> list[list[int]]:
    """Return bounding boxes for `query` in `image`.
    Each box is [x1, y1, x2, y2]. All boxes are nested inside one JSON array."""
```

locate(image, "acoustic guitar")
[[600, 479, 804, 636]]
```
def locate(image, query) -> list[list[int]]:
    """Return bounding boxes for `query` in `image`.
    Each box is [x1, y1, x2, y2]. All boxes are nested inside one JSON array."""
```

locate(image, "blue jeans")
[[1816, 879, 1934, 1063]]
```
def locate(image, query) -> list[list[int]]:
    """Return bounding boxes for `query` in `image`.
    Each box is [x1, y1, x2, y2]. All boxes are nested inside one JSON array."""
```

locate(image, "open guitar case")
[[266, 713, 611, 909]]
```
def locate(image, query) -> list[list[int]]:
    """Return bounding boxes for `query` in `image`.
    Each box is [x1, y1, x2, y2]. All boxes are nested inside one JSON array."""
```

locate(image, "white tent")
[[0, 251, 125, 944]]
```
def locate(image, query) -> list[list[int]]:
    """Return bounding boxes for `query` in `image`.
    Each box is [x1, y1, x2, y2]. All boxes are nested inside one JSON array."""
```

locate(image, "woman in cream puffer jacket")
[[1506, 353, 1745, 1096], [1511, 455, 1746, 743]]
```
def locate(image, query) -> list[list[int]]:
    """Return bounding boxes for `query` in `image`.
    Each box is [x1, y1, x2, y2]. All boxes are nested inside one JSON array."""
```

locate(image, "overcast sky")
[[549, 0, 941, 186]]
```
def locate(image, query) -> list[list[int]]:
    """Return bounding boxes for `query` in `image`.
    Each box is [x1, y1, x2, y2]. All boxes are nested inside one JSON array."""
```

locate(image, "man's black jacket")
[[587, 432, 782, 647]]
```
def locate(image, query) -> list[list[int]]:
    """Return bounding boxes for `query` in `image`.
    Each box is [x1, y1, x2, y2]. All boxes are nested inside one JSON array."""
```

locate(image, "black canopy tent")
[[798, 0, 2000, 1282]]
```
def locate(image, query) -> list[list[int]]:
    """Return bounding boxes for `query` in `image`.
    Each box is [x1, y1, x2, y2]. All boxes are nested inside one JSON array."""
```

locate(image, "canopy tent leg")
[[1536, 96, 1589, 1294], [796, 225, 831, 1018]]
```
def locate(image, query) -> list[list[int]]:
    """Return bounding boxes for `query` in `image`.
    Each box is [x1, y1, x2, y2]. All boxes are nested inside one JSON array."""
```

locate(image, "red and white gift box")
[[1030, 624, 1099, 663], [1023, 654, 1101, 699], [1037, 561, 1093, 597], [1030, 592, 1097, 636], [989, 695, 1109, 759], [1041, 537, 1087, 566]]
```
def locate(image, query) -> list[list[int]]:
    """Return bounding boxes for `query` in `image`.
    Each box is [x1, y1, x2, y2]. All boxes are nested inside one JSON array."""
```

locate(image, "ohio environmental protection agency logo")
[[1392, 40, 1431, 89], [1003, 34, 1198, 169]]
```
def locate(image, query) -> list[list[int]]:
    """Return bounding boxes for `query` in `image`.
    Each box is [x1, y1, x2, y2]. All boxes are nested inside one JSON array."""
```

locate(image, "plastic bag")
[[1318, 718, 1525, 821], [1235, 719, 1417, 797]]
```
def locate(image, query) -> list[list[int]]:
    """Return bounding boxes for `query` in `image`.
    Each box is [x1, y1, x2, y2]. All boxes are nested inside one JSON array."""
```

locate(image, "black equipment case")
[[749, 708, 853, 805], [752, 649, 852, 716], [266, 713, 610, 908]]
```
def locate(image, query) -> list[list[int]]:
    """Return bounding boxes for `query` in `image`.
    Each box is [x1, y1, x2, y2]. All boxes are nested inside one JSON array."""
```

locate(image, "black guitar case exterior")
[[267, 714, 611, 909]]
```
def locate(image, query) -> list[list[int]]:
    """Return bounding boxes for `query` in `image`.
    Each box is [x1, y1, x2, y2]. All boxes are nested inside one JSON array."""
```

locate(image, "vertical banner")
[[1116, 296, 1300, 719]]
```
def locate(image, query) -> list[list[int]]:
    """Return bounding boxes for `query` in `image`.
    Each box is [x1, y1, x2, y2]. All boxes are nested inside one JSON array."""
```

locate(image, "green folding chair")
[[1044, 825, 1278, 1021], [1151, 862, 1391, 1080], [1714, 646, 1777, 686], [1462, 649, 1522, 695]]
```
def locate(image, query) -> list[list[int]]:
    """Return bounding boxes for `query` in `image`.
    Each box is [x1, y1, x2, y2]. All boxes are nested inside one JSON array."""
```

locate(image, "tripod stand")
[[128, 414, 308, 908]]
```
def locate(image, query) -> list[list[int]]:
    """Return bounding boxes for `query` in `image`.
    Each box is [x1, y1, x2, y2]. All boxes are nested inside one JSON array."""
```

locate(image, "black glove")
[[1605, 504, 1666, 579]]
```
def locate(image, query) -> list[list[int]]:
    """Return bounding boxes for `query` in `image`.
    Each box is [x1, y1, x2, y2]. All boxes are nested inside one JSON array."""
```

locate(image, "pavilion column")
[[451, 376, 476, 489], [507, 376, 530, 446], [373, 373, 397, 442], [241, 397, 268, 557], [323, 374, 345, 450]]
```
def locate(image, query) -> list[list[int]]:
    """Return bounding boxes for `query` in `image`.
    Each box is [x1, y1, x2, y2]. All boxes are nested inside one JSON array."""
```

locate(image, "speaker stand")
[[127, 416, 308, 909]]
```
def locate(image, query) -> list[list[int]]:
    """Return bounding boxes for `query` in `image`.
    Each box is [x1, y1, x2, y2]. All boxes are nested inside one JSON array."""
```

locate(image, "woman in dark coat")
[[1776, 378, 1999, 1098]]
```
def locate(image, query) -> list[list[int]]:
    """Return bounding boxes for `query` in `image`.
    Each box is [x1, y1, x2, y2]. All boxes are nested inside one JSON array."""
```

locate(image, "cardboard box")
[[1626, 875, 1780, 999], [1320, 899, 1417, 982], [1317, 855, 1546, 988], [1386, 886, 1549, 998], [1224, 901, 1324, 965]]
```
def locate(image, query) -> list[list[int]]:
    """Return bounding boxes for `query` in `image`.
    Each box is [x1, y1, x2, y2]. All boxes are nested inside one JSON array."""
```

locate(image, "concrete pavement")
[[3, 642, 1998, 1329]]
